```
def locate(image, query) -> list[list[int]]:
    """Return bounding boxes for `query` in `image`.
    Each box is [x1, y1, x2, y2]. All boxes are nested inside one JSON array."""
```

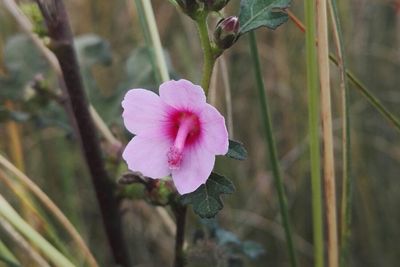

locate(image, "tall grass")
[[249, 31, 298, 267], [304, 0, 324, 265]]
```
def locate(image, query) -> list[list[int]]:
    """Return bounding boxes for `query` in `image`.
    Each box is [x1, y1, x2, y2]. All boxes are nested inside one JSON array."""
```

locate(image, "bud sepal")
[[213, 16, 240, 50]]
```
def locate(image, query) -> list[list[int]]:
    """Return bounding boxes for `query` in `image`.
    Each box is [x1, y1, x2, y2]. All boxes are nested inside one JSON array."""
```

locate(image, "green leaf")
[[124, 47, 157, 89], [238, 0, 291, 34], [180, 173, 235, 218], [74, 34, 112, 67], [226, 140, 247, 160], [1, 34, 49, 100]]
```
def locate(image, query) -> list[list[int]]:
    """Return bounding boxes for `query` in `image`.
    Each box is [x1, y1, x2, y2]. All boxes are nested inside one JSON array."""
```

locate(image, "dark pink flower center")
[[167, 111, 201, 169]]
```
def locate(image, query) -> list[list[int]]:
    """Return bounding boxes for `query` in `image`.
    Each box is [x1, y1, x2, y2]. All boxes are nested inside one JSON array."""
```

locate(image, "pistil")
[[167, 115, 197, 169]]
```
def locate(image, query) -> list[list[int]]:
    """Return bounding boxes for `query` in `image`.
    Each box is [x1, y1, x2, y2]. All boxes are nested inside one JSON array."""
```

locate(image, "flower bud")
[[176, 0, 200, 18], [213, 16, 240, 50], [200, 0, 230, 11]]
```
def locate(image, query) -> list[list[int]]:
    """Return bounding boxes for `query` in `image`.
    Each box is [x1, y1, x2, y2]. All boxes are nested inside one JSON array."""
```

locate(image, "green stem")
[[304, 0, 325, 265], [248, 32, 298, 267], [196, 13, 216, 94]]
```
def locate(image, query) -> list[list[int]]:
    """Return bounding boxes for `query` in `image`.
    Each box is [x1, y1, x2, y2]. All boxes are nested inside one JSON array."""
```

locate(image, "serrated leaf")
[[239, 0, 291, 34], [226, 140, 247, 160], [180, 173, 235, 218]]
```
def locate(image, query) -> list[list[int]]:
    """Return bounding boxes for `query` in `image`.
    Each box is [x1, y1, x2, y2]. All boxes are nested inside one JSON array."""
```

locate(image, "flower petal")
[[199, 104, 229, 155], [171, 145, 215, 194], [159, 79, 206, 111], [122, 135, 171, 179], [122, 89, 170, 135]]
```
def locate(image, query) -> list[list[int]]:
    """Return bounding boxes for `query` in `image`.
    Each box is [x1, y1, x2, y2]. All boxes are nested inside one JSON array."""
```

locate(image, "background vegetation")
[[1, 0, 400, 266]]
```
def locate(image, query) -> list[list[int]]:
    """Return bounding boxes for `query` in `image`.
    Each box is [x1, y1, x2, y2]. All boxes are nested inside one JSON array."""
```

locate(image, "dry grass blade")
[[220, 57, 234, 138], [0, 217, 51, 267], [316, 0, 339, 266], [0, 194, 76, 267], [0, 153, 99, 267]]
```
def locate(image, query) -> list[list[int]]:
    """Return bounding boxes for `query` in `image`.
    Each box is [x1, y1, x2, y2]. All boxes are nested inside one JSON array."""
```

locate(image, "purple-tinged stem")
[[34, 1, 130, 266], [173, 204, 187, 267]]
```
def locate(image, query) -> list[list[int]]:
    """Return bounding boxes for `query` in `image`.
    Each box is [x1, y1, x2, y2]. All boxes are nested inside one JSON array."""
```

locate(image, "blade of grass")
[[133, 0, 161, 83], [0, 194, 75, 267], [327, 0, 353, 265], [287, 10, 400, 134], [304, 0, 324, 266], [249, 31, 298, 267], [220, 56, 234, 138], [0, 154, 99, 267], [316, 0, 339, 266], [0, 169, 73, 259], [134, 0, 170, 83], [0, 238, 20, 267], [329, 55, 400, 132], [0, 217, 50, 267]]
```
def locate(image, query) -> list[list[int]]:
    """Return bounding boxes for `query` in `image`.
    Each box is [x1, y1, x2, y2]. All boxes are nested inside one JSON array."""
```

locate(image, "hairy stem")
[[249, 31, 298, 267], [304, 0, 324, 266], [196, 13, 216, 93], [34, 1, 130, 266]]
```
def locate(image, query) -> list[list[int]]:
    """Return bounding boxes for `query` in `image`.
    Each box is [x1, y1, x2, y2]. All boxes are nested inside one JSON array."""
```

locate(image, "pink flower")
[[122, 79, 229, 194]]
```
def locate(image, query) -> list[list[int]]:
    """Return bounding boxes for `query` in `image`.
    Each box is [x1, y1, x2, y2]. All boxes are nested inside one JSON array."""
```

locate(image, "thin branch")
[[1, 0, 121, 148], [173, 204, 187, 267], [33, 1, 130, 266]]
